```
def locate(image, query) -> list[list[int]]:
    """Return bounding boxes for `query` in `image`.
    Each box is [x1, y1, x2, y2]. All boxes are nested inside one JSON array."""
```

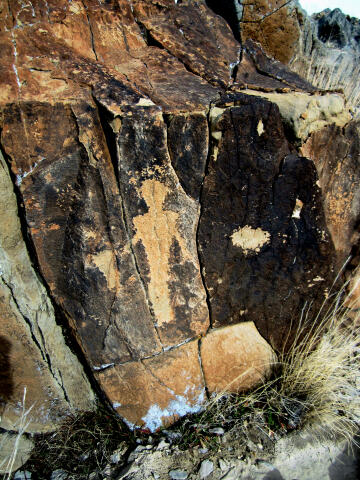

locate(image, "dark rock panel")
[[198, 93, 335, 350], [166, 113, 209, 200], [1, 100, 162, 367], [115, 108, 209, 348]]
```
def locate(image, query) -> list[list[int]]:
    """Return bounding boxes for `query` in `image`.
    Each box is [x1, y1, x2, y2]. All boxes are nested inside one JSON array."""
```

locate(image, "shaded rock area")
[[0, 149, 95, 433], [0, 0, 359, 437], [198, 93, 335, 349]]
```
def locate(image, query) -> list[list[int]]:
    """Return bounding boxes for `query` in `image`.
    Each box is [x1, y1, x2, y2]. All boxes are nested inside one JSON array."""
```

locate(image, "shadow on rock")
[[0, 335, 13, 413], [262, 468, 285, 480], [328, 441, 360, 480]]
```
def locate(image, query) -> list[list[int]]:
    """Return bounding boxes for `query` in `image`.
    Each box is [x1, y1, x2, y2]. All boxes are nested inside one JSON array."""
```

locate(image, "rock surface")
[[198, 92, 335, 349], [0, 150, 95, 433], [230, 1, 360, 116], [0, 0, 358, 433], [300, 121, 360, 265], [201, 323, 275, 393], [290, 7, 360, 117], [0, 433, 34, 474]]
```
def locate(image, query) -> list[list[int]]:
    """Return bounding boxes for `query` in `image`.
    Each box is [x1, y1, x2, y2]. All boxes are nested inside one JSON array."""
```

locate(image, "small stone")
[[14, 472, 32, 480], [221, 467, 241, 480], [102, 464, 112, 477], [199, 460, 214, 479], [50, 470, 68, 480], [208, 427, 224, 435], [169, 469, 188, 480], [199, 448, 208, 454], [79, 452, 90, 462], [110, 452, 122, 464], [145, 444, 153, 450], [219, 459, 228, 472], [163, 430, 182, 442], [157, 439, 170, 450]]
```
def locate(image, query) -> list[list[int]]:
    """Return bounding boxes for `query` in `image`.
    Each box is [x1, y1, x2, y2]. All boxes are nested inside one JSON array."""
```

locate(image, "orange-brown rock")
[[0, 0, 354, 433], [201, 323, 276, 393], [239, 0, 302, 64], [300, 122, 360, 265], [97, 340, 205, 432]]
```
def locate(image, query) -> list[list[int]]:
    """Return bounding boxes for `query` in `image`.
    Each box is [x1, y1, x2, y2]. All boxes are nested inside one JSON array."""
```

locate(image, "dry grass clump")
[[24, 403, 135, 478], [190, 273, 360, 447], [0, 388, 34, 478]]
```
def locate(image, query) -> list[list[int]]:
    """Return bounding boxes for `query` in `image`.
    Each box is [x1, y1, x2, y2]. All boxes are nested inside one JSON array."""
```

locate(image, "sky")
[[299, 0, 360, 18]]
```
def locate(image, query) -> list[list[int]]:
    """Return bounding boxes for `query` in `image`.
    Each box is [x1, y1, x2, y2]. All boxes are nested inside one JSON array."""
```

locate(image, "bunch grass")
[[194, 269, 360, 447]]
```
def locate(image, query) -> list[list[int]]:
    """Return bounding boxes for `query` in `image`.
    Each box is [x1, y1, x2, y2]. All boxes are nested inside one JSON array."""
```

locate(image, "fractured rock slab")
[[0, 151, 95, 433], [198, 93, 335, 350], [201, 322, 275, 393], [97, 340, 205, 431], [115, 108, 209, 347], [300, 121, 360, 264]]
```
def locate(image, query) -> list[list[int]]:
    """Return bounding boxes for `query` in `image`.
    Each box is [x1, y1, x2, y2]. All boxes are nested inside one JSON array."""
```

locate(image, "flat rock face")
[[201, 322, 275, 393], [0, 0, 355, 431], [97, 340, 205, 432], [239, 0, 302, 64], [300, 121, 360, 269], [198, 93, 335, 350], [0, 433, 34, 474]]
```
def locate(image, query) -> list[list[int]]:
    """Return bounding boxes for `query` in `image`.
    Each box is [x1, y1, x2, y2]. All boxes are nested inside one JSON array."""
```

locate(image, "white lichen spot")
[[230, 225, 270, 256], [142, 390, 205, 433], [257, 119, 264, 136], [112, 402, 122, 408], [93, 363, 115, 371], [137, 98, 156, 107], [16, 162, 38, 185], [292, 198, 303, 219]]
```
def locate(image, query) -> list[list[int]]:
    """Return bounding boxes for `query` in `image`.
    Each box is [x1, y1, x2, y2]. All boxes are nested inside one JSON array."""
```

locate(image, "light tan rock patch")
[[201, 322, 276, 393], [230, 225, 270, 255], [241, 90, 351, 141]]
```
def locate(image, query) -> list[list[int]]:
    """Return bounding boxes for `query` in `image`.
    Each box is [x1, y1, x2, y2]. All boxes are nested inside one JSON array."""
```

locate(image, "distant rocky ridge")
[[290, 6, 360, 117], [221, 0, 360, 116], [0, 0, 359, 446]]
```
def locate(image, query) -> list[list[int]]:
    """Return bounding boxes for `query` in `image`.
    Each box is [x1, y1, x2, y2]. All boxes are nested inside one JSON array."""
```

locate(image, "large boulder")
[[0, 0, 357, 431]]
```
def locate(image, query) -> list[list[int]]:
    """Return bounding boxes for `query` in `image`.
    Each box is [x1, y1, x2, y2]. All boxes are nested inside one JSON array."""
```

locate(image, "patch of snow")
[[142, 390, 206, 432]]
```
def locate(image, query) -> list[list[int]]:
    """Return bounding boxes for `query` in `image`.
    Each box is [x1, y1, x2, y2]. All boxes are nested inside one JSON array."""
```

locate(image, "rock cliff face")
[[229, 0, 360, 116], [0, 0, 359, 432]]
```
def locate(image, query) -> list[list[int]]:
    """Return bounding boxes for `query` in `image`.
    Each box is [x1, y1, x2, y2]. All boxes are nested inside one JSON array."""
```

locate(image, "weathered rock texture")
[[226, 1, 360, 116], [290, 7, 360, 118], [0, 0, 358, 432], [0, 150, 95, 433]]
